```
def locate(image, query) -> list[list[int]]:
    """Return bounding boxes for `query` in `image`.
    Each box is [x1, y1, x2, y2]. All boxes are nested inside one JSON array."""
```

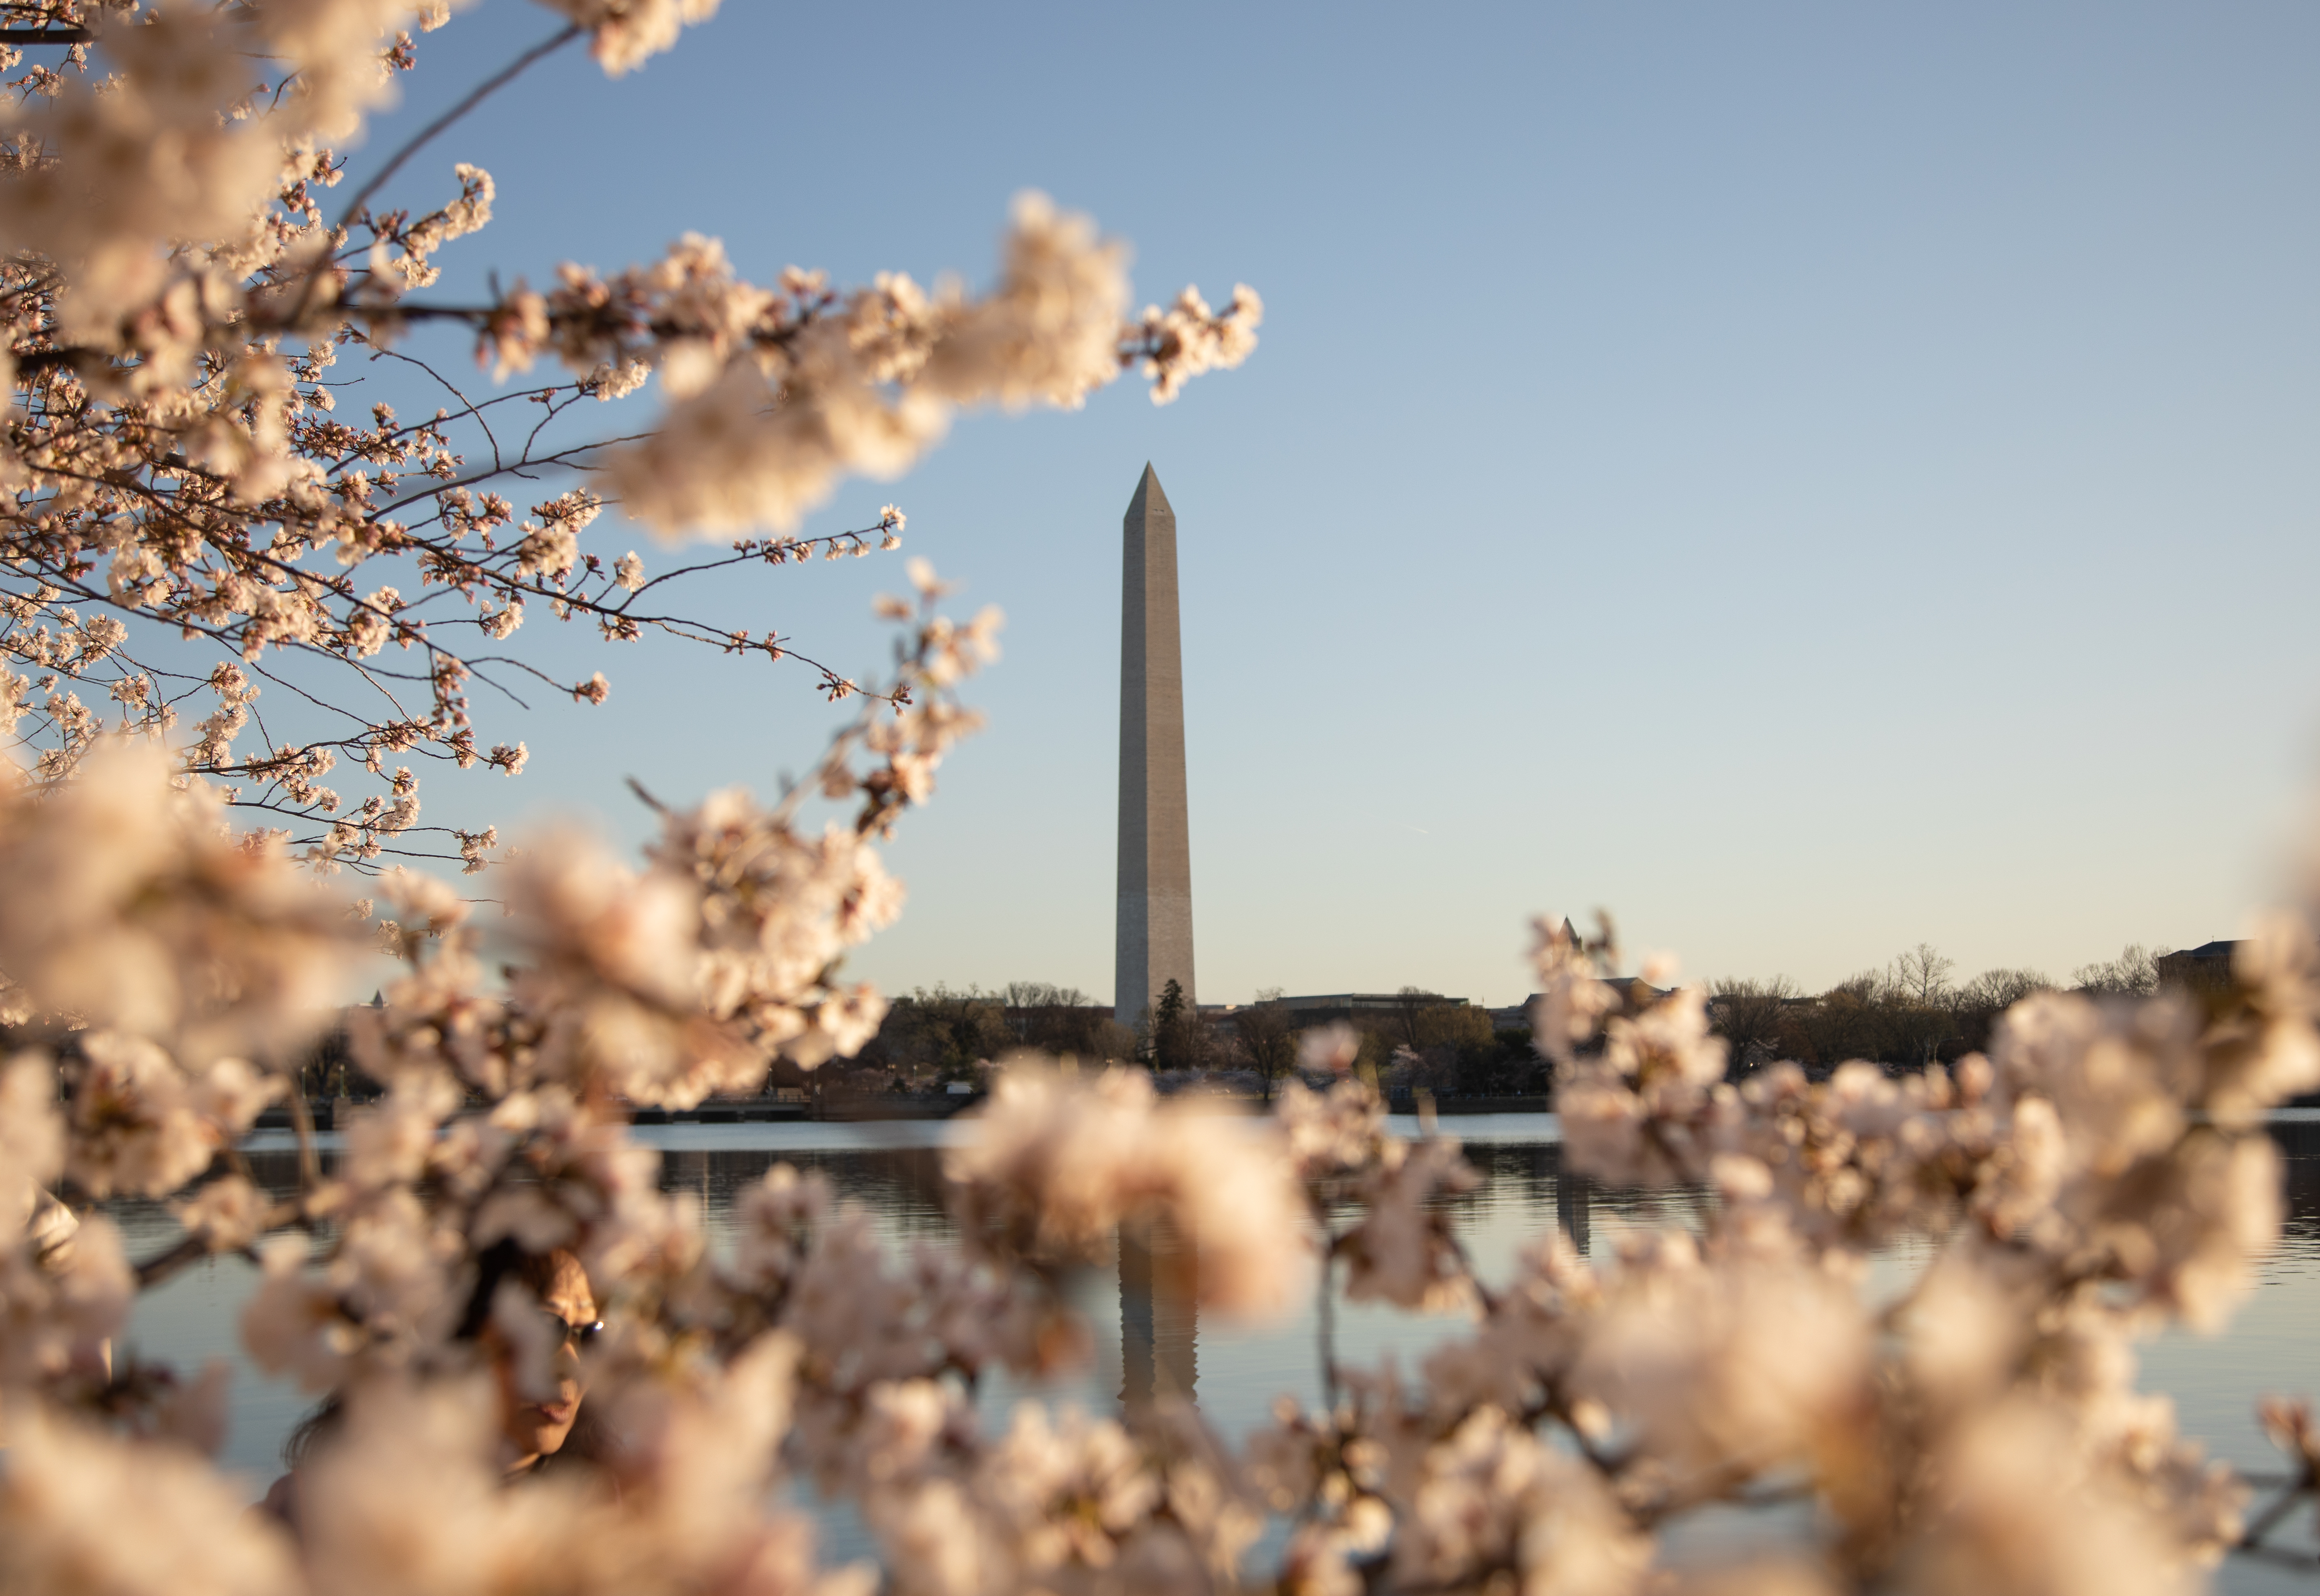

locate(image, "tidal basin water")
[[108, 1113, 2320, 1589]]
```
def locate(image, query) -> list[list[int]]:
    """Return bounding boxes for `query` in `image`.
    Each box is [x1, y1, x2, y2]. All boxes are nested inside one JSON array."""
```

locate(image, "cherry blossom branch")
[[321, 23, 582, 283]]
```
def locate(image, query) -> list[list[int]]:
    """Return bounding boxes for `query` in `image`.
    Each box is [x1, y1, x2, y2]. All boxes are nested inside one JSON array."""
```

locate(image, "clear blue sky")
[[358, 1, 2320, 1006]]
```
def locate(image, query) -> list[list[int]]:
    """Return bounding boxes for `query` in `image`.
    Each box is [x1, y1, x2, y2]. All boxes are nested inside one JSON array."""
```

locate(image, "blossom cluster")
[[350, 578, 990, 1112], [0, 0, 1258, 868], [1327, 911, 2320, 1596]]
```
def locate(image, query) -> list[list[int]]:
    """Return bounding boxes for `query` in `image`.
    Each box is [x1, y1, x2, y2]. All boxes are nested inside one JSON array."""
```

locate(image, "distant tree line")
[[278, 943, 2189, 1104], [1710, 942, 2171, 1078], [1316, 987, 1541, 1100], [843, 982, 1137, 1087], [843, 979, 1548, 1101]]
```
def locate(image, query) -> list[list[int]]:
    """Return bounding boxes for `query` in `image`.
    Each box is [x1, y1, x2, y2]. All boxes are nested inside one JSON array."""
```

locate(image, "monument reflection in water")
[[1117, 1216, 1199, 1407], [105, 1127, 1618, 1487], [1112, 1150, 1596, 1412]]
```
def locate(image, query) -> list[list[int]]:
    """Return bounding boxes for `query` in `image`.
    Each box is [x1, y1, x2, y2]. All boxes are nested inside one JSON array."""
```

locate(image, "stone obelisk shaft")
[[1116, 464, 1196, 1027]]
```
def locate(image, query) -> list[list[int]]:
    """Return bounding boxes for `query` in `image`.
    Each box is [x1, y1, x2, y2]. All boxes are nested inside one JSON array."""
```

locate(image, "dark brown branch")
[[287, 1092, 322, 1197], [2241, 1478, 2314, 1553], [134, 1233, 211, 1290]]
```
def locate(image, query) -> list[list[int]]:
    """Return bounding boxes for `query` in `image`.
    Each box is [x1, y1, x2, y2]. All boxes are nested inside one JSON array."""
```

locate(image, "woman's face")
[[486, 1252, 597, 1468]]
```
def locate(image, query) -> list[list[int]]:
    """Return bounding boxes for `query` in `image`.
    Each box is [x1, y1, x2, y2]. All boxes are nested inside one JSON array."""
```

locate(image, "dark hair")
[[282, 1241, 604, 1472], [453, 1238, 578, 1342], [281, 1392, 343, 1471]]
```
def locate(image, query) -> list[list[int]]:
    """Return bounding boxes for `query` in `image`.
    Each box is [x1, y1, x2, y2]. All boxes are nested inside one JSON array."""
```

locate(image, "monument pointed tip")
[[1126, 462, 1173, 521]]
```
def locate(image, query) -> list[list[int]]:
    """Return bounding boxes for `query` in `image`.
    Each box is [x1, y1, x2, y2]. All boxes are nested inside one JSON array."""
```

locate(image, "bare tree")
[[1392, 986, 1432, 1049], [1794, 970, 1901, 1075], [1233, 989, 1298, 1104], [1875, 946, 1955, 1066], [1001, 981, 1057, 1019], [1894, 944, 1956, 1006], [1958, 968, 2054, 1011], [1709, 976, 1801, 1078], [881, 986, 1010, 1085], [1000, 982, 1094, 1048], [2074, 944, 2170, 996], [1952, 967, 2055, 1052]]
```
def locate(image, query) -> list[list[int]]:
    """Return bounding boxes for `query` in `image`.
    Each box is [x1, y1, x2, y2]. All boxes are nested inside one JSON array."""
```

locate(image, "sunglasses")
[[541, 1311, 606, 1350]]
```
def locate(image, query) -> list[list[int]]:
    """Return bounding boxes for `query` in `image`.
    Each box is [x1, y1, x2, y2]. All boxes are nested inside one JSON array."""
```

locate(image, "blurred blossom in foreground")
[[4, 780, 2320, 1595]]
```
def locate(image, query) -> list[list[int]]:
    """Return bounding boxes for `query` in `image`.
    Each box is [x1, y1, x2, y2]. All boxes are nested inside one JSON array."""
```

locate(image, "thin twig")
[[297, 23, 582, 326]]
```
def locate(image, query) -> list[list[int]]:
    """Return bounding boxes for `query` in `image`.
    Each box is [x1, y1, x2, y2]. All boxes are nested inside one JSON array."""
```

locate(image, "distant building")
[[1490, 979, 1668, 1034], [2156, 941, 2240, 992], [1246, 992, 1477, 1032]]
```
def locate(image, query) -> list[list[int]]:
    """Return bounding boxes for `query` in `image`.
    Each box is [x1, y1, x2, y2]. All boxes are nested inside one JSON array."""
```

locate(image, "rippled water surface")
[[110, 1114, 2320, 1589]]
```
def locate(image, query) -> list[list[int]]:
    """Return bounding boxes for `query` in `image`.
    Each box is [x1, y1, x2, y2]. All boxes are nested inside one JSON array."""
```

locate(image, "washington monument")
[[1115, 464, 1196, 1027]]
